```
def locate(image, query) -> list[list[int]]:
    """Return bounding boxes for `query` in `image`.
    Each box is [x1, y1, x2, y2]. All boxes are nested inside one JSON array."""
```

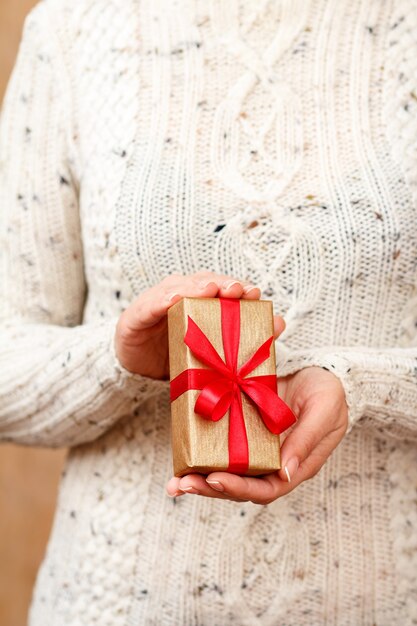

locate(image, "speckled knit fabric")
[[0, 0, 416, 624]]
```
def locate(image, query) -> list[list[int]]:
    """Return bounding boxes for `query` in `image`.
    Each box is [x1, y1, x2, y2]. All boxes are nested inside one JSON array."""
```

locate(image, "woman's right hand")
[[114, 271, 285, 380]]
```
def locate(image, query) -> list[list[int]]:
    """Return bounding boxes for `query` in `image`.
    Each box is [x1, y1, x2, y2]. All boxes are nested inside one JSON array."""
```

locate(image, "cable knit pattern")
[[0, 0, 416, 624]]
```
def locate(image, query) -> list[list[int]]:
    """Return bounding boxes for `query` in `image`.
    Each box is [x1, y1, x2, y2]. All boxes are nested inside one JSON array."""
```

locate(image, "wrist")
[[109, 323, 170, 396]]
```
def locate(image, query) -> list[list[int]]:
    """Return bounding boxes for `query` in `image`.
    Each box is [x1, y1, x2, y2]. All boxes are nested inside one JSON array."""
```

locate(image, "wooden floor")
[[0, 2, 66, 625]]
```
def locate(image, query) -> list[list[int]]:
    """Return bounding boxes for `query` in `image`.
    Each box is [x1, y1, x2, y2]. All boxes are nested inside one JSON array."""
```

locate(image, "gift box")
[[167, 296, 297, 477]]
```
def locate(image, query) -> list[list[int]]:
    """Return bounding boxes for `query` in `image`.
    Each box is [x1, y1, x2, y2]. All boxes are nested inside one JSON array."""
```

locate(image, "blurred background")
[[0, 2, 66, 625]]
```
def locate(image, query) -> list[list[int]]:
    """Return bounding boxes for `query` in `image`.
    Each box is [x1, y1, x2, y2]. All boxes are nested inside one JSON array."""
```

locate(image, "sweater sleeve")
[[0, 3, 169, 448], [275, 342, 417, 441]]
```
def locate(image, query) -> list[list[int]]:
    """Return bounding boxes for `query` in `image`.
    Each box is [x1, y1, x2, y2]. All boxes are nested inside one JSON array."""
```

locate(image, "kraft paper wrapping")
[[167, 297, 281, 477]]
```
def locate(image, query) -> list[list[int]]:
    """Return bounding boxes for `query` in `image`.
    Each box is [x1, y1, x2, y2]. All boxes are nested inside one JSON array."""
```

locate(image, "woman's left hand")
[[166, 366, 349, 503]]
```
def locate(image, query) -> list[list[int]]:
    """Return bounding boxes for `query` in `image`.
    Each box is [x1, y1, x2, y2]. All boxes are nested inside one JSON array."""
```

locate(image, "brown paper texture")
[[167, 297, 281, 477]]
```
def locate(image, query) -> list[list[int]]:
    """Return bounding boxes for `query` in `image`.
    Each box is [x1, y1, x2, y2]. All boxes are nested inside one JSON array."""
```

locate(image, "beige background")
[[0, 2, 66, 625]]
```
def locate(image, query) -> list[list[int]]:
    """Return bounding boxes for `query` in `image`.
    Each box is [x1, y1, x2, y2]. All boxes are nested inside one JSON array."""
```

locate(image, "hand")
[[115, 271, 286, 379], [166, 367, 349, 503]]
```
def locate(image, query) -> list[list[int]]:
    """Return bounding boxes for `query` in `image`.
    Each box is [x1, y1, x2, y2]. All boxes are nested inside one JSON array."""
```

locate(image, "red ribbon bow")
[[170, 298, 297, 473]]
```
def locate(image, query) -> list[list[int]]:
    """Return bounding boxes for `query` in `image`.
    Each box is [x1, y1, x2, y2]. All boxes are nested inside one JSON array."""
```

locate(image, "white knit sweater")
[[1, 0, 416, 624]]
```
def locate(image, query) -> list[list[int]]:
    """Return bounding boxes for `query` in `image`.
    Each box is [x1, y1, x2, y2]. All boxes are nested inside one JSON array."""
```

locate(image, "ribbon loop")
[[194, 378, 233, 422]]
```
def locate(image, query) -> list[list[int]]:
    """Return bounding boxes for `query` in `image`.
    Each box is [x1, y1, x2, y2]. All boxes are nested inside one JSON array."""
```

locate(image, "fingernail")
[[222, 280, 240, 290], [243, 285, 258, 294], [199, 280, 214, 290], [206, 480, 224, 492], [167, 292, 181, 303], [283, 457, 299, 482], [179, 486, 199, 494], [167, 490, 184, 498]]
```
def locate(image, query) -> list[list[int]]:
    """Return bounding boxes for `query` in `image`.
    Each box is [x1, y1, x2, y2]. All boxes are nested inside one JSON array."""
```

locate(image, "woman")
[[0, 0, 416, 624]]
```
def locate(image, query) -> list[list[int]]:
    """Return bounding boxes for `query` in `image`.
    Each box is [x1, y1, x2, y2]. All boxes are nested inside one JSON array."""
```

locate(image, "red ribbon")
[[170, 298, 297, 473]]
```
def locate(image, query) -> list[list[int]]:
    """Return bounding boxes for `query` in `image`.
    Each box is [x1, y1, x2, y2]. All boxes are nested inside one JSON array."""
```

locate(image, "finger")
[[165, 476, 185, 498], [178, 467, 312, 504], [204, 456, 329, 502], [274, 437, 336, 493], [167, 274, 262, 302], [173, 275, 259, 307], [206, 463, 324, 502], [241, 284, 262, 299], [121, 270, 264, 338], [177, 474, 248, 501], [192, 273, 260, 300], [121, 276, 218, 333], [186, 276, 261, 301], [273, 315, 286, 338], [204, 471, 287, 505], [127, 273, 261, 333], [189, 271, 260, 300], [277, 407, 329, 483], [217, 278, 251, 299]]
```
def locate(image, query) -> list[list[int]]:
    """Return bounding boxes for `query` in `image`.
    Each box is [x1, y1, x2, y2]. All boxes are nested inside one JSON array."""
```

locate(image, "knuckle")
[[194, 272, 219, 284], [304, 464, 322, 481], [130, 303, 155, 329], [162, 273, 182, 284], [298, 441, 310, 462], [249, 496, 263, 505], [298, 430, 317, 460], [133, 303, 145, 321], [251, 496, 275, 506], [250, 486, 279, 506], [117, 323, 135, 342]]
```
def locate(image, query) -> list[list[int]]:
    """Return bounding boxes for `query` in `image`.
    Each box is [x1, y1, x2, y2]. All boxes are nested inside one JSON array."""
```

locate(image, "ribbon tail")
[[237, 335, 274, 378], [185, 316, 229, 375], [170, 368, 226, 402]]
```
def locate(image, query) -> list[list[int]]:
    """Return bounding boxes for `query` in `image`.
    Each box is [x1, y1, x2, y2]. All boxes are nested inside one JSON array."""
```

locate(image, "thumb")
[[277, 409, 323, 483]]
